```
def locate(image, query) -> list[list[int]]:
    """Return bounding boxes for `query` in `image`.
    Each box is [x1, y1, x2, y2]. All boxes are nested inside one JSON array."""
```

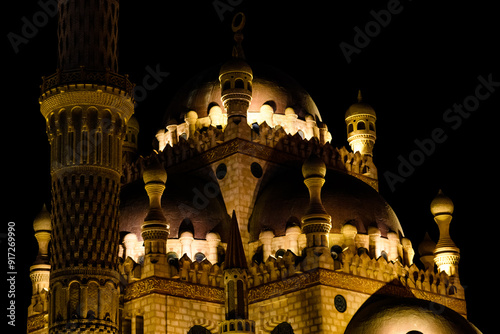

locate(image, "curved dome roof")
[[345, 91, 376, 119], [345, 297, 481, 334], [248, 167, 403, 241], [163, 62, 322, 124], [119, 172, 231, 241]]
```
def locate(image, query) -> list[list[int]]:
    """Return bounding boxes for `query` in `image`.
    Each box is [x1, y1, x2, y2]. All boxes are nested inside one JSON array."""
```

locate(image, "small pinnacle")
[[357, 90, 363, 103]]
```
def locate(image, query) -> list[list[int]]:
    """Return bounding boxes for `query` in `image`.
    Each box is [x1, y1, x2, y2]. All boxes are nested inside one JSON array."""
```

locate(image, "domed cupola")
[[345, 90, 377, 157]]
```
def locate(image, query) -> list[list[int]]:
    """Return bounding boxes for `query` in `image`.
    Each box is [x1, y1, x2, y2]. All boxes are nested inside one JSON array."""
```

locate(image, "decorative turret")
[[32, 204, 51, 264], [301, 154, 332, 249], [141, 155, 169, 278], [431, 190, 460, 276], [28, 205, 52, 328], [219, 13, 253, 141], [221, 211, 255, 334], [345, 91, 377, 157]]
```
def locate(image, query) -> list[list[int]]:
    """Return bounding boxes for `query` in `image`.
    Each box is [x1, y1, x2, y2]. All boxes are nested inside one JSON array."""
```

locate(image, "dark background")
[[3, 0, 498, 333]]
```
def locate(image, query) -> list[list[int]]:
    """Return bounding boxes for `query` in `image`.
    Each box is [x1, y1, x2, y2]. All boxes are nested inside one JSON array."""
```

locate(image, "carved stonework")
[[124, 277, 225, 304], [27, 312, 48, 333], [247, 269, 467, 316]]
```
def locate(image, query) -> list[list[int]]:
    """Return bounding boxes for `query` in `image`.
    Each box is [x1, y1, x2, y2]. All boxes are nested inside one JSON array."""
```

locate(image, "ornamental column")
[[301, 154, 332, 249]]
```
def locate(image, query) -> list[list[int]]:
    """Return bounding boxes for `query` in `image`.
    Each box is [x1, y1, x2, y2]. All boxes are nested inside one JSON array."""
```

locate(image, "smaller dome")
[[143, 158, 167, 185], [345, 91, 376, 119], [219, 58, 253, 77], [302, 154, 326, 179], [33, 204, 51, 232], [430, 189, 454, 216], [123, 232, 138, 243], [418, 232, 436, 256]]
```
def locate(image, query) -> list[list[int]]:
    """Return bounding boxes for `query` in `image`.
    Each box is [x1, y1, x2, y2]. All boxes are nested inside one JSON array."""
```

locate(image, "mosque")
[[27, 1, 482, 333]]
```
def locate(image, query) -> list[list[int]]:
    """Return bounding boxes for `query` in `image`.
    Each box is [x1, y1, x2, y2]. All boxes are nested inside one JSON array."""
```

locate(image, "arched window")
[[234, 79, 244, 89], [223, 80, 231, 91], [188, 325, 211, 334], [271, 322, 294, 334], [369, 122, 375, 131], [347, 123, 354, 133], [357, 121, 366, 130]]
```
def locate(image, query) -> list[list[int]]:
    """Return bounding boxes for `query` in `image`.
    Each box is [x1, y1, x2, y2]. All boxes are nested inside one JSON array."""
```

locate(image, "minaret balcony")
[[40, 67, 135, 98]]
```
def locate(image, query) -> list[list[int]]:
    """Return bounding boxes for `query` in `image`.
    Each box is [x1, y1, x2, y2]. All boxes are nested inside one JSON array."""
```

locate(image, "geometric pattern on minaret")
[[38, 1, 134, 333]]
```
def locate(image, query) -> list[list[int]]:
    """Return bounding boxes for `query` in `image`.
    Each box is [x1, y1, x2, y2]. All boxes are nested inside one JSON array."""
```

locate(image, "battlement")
[[123, 124, 378, 190], [120, 233, 465, 316]]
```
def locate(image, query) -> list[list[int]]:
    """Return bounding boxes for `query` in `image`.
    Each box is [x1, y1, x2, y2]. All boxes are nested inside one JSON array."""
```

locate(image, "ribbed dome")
[[163, 62, 322, 124], [248, 166, 404, 241]]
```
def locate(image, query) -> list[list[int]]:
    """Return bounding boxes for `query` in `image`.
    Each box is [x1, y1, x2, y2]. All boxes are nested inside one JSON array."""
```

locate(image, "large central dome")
[[163, 62, 322, 124]]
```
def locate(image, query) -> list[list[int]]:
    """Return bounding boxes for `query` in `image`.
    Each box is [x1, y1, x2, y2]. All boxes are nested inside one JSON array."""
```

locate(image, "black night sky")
[[4, 1, 499, 333]]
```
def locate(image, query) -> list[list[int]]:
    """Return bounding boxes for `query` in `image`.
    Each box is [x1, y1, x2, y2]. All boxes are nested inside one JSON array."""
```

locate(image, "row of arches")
[[347, 120, 375, 133], [50, 280, 119, 326], [221, 78, 252, 92]]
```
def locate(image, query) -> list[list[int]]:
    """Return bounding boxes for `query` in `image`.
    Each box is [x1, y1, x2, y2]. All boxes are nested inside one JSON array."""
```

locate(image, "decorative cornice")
[[124, 276, 225, 304], [247, 269, 467, 316]]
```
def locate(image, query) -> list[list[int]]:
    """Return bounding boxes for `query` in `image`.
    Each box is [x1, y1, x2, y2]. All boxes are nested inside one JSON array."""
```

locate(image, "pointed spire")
[[225, 211, 248, 269], [357, 90, 363, 103]]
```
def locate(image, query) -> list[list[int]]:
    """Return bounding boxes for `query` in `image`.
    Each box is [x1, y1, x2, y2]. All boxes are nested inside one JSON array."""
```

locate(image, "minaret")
[[345, 91, 377, 157], [221, 211, 255, 334], [301, 154, 332, 249], [431, 190, 460, 276], [219, 12, 253, 141], [38, 1, 134, 332]]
